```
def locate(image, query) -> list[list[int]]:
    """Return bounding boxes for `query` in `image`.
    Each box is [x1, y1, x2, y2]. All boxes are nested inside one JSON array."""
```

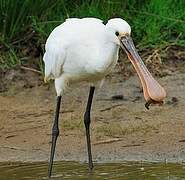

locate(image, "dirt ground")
[[0, 47, 185, 163]]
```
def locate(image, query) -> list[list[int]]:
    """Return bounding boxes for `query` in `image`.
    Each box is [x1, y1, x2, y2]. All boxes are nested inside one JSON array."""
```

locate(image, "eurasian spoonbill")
[[43, 17, 166, 177]]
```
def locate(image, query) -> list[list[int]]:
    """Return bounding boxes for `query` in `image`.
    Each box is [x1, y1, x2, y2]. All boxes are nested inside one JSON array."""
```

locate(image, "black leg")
[[48, 96, 61, 178], [84, 86, 95, 170]]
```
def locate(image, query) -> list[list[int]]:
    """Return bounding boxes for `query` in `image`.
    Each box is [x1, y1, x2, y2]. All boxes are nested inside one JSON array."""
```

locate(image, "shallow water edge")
[[0, 161, 185, 180]]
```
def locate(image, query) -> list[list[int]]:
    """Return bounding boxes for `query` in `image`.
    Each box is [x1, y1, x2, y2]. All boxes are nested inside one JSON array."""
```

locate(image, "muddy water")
[[0, 161, 185, 180]]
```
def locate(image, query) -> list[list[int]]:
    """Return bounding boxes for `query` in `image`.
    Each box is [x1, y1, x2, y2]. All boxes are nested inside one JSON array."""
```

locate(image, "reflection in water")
[[0, 161, 185, 180]]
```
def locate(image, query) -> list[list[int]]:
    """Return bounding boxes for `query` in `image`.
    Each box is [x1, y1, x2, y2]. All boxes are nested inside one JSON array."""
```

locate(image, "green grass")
[[0, 0, 185, 69]]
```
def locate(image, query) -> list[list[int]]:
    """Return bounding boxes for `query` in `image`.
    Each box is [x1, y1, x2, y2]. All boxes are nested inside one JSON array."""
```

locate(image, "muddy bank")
[[0, 69, 185, 163]]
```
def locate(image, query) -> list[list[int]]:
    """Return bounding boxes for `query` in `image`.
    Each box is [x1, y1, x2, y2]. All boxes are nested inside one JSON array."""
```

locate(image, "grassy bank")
[[0, 0, 185, 70]]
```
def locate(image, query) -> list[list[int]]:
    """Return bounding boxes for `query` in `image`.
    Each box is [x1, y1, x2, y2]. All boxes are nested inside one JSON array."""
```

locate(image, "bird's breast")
[[87, 42, 119, 75], [62, 41, 119, 82]]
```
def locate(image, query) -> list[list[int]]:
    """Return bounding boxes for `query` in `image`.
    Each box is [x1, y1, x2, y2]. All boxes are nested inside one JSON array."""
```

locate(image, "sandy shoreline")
[[0, 71, 185, 163]]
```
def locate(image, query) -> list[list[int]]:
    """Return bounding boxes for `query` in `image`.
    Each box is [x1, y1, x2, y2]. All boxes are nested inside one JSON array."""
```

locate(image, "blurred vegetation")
[[0, 0, 185, 70]]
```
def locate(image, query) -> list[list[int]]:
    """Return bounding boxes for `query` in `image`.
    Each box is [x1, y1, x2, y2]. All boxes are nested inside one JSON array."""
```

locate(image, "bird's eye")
[[115, 31, 119, 36]]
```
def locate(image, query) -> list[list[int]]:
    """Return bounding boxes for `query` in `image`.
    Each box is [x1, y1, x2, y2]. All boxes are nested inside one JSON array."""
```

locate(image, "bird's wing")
[[43, 17, 104, 82]]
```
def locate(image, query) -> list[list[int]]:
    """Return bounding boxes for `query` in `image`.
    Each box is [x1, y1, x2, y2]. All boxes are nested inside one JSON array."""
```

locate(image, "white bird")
[[43, 17, 166, 177]]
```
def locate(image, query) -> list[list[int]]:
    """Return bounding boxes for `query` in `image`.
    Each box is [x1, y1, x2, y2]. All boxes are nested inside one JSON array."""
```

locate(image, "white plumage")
[[43, 18, 131, 95], [44, 17, 166, 177]]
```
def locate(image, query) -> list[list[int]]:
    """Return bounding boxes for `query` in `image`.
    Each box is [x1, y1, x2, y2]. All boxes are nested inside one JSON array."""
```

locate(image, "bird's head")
[[106, 18, 166, 109], [106, 18, 131, 37]]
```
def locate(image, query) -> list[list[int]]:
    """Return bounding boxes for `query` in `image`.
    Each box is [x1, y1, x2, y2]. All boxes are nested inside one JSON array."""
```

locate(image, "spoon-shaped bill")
[[120, 36, 166, 105]]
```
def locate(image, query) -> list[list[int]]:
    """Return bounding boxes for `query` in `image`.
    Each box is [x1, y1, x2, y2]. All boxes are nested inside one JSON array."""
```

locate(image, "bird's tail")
[[43, 53, 55, 83]]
